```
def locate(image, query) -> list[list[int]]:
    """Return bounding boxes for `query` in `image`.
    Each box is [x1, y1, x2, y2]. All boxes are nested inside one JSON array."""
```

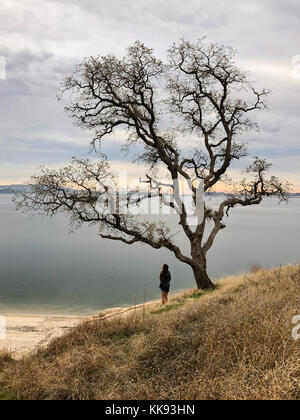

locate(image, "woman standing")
[[160, 264, 171, 305]]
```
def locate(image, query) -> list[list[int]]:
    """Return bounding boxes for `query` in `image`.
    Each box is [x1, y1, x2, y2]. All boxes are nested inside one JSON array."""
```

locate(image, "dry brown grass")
[[1, 264, 300, 400], [0, 351, 13, 369]]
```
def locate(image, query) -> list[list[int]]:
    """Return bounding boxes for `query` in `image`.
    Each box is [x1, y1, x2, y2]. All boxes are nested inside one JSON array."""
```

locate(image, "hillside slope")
[[1, 265, 300, 400]]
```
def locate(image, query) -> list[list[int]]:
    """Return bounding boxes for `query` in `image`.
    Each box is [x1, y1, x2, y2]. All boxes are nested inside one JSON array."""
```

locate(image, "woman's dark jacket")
[[159, 270, 171, 293]]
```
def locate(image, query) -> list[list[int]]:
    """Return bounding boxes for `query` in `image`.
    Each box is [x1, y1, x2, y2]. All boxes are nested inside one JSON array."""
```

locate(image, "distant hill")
[[0, 185, 31, 194], [1, 185, 299, 197], [0, 185, 228, 196]]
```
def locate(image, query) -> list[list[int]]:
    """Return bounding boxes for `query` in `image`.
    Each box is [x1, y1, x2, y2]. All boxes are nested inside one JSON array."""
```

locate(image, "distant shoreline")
[[1, 313, 86, 319], [1, 186, 300, 197]]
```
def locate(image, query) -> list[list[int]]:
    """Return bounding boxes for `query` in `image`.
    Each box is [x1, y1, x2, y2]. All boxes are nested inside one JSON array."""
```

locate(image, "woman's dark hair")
[[162, 264, 169, 271]]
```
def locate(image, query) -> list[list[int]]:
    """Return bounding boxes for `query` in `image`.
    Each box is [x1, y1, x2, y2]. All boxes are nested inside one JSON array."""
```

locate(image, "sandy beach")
[[0, 314, 84, 359], [0, 301, 158, 359]]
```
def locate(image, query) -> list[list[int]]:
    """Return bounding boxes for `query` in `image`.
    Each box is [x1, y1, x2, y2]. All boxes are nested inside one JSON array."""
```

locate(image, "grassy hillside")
[[1, 264, 300, 400]]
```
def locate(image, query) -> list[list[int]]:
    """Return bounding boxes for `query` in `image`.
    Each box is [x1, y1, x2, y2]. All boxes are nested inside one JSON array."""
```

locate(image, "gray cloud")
[[0, 48, 77, 96], [0, 0, 299, 188]]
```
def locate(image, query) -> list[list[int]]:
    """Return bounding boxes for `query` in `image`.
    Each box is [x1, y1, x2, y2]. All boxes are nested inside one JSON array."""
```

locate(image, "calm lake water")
[[0, 194, 299, 315]]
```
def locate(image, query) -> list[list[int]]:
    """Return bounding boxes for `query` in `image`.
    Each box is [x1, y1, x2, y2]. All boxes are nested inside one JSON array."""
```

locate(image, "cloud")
[[0, 0, 299, 189], [0, 48, 77, 97]]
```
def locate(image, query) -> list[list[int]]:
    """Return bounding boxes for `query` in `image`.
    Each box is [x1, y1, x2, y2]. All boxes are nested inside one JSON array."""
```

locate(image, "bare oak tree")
[[15, 40, 290, 290]]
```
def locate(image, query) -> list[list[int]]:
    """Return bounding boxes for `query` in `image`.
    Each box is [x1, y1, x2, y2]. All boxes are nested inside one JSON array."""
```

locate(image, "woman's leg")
[[162, 292, 167, 305]]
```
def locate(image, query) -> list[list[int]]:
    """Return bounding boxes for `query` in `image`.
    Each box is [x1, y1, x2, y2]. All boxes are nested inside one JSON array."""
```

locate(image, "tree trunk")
[[190, 239, 215, 290], [192, 264, 214, 290]]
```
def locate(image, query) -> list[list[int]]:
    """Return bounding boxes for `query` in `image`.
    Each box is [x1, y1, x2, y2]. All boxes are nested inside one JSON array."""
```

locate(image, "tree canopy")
[[15, 39, 290, 289]]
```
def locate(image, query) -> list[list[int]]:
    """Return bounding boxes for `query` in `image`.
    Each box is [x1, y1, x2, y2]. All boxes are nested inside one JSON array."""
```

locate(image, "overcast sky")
[[0, 0, 299, 189]]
